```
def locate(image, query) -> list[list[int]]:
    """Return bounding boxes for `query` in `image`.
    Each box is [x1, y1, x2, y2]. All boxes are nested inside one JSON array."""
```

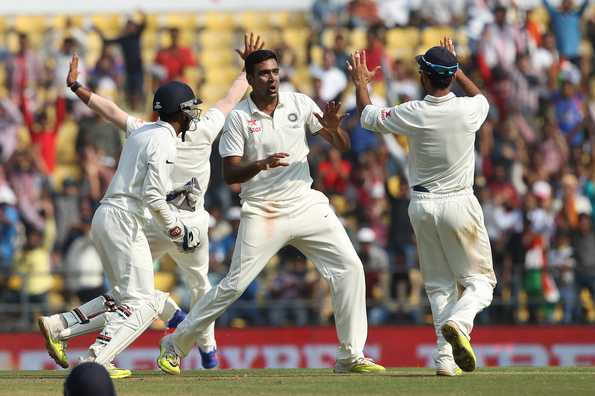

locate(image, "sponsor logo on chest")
[[247, 119, 262, 133]]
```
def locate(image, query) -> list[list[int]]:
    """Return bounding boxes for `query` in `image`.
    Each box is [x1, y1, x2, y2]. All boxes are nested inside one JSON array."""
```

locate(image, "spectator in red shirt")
[[317, 147, 352, 194], [365, 25, 388, 82], [20, 95, 66, 175], [154, 28, 197, 83]]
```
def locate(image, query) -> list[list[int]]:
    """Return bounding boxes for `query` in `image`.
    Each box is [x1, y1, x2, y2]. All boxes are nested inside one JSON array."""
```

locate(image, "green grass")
[[0, 368, 594, 396]]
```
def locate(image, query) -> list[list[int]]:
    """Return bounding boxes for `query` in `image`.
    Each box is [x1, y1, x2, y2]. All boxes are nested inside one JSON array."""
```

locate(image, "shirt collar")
[[155, 120, 178, 138], [423, 92, 455, 104], [247, 93, 285, 117]]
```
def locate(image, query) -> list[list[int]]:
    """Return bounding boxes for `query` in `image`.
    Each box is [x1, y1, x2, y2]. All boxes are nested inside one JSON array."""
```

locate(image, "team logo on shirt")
[[288, 113, 298, 122], [247, 119, 262, 133], [381, 108, 392, 120]]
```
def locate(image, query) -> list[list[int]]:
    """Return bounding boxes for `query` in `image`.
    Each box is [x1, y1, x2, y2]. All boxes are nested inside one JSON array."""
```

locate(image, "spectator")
[[311, 0, 340, 31], [347, 0, 381, 28], [317, 147, 352, 194], [555, 173, 592, 230], [90, 47, 125, 95], [53, 178, 82, 249], [310, 48, 347, 102], [552, 68, 586, 148], [94, 12, 146, 111], [12, 199, 55, 318], [5, 32, 43, 100], [7, 149, 50, 231], [0, 169, 18, 274], [20, 94, 66, 175], [0, 97, 23, 163], [542, 0, 590, 65], [268, 249, 316, 326], [364, 24, 389, 82], [154, 27, 197, 83], [62, 198, 104, 304], [357, 227, 390, 324], [332, 32, 350, 76], [53, 37, 87, 106], [549, 231, 576, 323], [478, 5, 523, 74], [572, 213, 595, 320], [75, 95, 123, 170]]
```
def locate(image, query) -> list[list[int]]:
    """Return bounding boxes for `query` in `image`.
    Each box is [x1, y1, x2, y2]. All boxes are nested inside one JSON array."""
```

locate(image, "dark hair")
[[245, 50, 278, 75], [426, 74, 453, 90], [159, 112, 179, 123]]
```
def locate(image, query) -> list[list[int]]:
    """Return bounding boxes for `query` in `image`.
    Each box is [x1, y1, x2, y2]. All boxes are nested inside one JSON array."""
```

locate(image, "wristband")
[[69, 81, 82, 93]]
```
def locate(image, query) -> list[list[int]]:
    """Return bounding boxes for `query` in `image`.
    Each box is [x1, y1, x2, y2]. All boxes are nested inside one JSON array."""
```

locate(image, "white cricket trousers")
[[171, 189, 368, 362], [408, 189, 496, 367], [144, 208, 216, 350], [89, 204, 162, 356]]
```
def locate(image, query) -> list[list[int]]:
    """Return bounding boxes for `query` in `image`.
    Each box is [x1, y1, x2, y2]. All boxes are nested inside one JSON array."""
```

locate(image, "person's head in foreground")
[[64, 362, 117, 396], [416, 46, 458, 94]]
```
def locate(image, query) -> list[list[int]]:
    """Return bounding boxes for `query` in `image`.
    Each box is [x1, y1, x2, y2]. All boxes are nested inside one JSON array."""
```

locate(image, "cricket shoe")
[[334, 357, 386, 373], [77, 356, 132, 379], [441, 321, 476, 372], [199, 347, 218, 369], [157, 335, 181, 375], [436, 366, 463, 376], [167, 309, 187, 329], [38, 315, 69, 368], [106, 362, 132, 379]]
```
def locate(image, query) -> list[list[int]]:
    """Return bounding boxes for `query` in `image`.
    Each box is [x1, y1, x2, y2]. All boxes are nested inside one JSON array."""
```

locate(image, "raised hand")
[[314, 101, 346, 131], [66, 53, 79, 87], [235, 32, 265, 61], [346, 50, 380, 87], [258, 152, 290, 170], [440, 36, 456, 57]]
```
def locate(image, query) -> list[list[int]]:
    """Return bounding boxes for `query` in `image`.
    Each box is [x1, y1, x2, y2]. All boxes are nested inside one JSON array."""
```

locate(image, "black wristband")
[[69, 81, 82, 93]]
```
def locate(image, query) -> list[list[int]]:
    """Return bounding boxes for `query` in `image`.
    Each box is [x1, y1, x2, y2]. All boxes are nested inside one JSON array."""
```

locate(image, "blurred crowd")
[[1, 0, 595, 331]]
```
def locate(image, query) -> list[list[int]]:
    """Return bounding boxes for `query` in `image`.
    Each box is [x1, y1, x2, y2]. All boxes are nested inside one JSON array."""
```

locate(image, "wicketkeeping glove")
[[166, 177, 201, 211], [168, 222, 201, 252]]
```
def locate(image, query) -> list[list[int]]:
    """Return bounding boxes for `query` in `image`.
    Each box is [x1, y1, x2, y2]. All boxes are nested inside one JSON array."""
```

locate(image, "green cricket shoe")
[[441, 321, 476, 372], [334, 357, 386, 373], [106, 363, 132, 379], [38, 316, 69, 368], [157, 337, 181, 375]]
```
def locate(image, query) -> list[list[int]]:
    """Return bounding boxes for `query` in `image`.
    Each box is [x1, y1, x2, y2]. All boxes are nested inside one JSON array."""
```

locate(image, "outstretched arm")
[[214, 33, 265, 116], [315, 101, 351, 151], [439, 37, 482, 97], [67, 53, 129, 130], [346, 50, 380, 116]]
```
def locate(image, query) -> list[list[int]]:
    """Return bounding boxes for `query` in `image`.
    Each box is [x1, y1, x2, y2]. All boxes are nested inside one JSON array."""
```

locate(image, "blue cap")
[[416, 46, 458, 78], [153, 81, 200, 115]]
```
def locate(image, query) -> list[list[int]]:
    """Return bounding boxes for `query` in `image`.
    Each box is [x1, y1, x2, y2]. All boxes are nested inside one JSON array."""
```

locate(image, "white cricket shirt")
[[219, 92, 323, 204], [127, 108, 225, 209], [102, 120, 178, 229], [361, 92, 489, 194]]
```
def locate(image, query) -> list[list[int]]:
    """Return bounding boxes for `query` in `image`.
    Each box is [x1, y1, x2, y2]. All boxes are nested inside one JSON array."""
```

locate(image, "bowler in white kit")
[[347, 39, 496, 376], [156, 49, 385, 375]]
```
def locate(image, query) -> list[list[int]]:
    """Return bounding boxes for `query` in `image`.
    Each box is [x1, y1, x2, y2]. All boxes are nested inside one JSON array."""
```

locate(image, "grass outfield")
[[0, 368, 594, 395]]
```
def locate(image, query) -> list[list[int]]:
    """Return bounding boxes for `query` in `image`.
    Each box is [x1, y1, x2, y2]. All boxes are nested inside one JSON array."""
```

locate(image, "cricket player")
[[38, 55, 202, 378], [347, 39, 496, 376], [39, 34, 264, 374], [156, 49, 386, 375]]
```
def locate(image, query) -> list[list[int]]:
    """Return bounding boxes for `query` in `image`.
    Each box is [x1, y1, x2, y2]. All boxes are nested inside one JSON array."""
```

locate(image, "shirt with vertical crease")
[[361, 93, 489, 194]]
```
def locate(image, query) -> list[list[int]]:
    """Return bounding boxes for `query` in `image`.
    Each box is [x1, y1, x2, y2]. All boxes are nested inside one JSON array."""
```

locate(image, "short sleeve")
[[360, 103, 416, 136], [194, 108, 226, 144], [219, 111, 245, 158], [462, 94, 490, 132], [301, 94, 324, 135], [125, 116, 147, 138]]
